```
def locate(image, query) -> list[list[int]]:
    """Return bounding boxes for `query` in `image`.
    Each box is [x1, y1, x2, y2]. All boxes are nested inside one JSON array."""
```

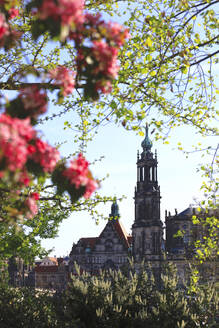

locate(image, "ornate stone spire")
[[141, 123, 152, 153]]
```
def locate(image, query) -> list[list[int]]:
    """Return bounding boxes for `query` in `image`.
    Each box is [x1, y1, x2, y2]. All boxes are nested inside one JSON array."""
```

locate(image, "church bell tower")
[[132, 124, 163, 260]]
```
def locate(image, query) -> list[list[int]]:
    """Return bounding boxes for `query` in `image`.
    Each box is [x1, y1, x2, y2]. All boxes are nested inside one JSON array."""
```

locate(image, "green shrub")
[[62, 263, 218, 328], [0, 263, 218, 328]]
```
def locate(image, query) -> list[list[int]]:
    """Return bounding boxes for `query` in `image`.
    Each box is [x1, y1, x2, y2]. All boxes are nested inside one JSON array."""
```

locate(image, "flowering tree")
[[0, 0, 129, 261]]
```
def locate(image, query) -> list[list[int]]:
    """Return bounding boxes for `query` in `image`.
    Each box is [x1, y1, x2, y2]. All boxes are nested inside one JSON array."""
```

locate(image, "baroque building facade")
[[69, 202, 132, 274], [69, 126, 218, 283]]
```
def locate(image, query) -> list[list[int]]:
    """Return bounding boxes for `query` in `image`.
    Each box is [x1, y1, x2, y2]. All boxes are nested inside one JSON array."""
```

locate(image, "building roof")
[[177, 207, 194, 217], [35, 266, 58, 273], [178, 207, 219, 217], [73, 220, 131, 252], [79, 237, 98, 249], [39, 257, 58, 266], [112, 219, 131, 248], [49, 257, 58, 263]]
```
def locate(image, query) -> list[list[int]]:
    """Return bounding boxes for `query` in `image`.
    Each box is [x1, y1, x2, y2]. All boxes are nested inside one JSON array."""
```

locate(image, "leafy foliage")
[[0, 264, 218, 328], [63, 263, 218, 328], [0, 284, 60, 328]]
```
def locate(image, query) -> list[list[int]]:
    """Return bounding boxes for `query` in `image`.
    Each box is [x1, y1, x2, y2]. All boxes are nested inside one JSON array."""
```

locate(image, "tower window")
[[140, 167, 143, 181], [150, 167, 152, 181]]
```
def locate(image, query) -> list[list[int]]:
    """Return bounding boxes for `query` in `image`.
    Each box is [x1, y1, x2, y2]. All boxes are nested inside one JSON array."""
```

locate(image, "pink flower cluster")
[[8, 8, 19, 20], [26, 2, 128, 99], [105, 22, 130, 47], [0, 13, 8, 39], [0, 109, 97, 216], [76, 41, 119, 94], [30, 138, 60, 173], [0, 114, 60, 180], [20, 86, 48, 118], [0, 3, 20, 49], [25, 192, 39, 219], [92, 41, 119, 79], [39, 0, 84, 26], [49, 66, 75, 97], [73, 13, 129, 96], [0, 114, 35, 174], [63, 153, 98, 198]]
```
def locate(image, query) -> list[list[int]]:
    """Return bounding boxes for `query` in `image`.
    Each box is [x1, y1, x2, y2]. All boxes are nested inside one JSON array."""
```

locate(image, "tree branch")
[[173, 0, 219, 19], [0, 82, 59, 90], [189, 50, 219, 67], [0, 82, 84, 90]]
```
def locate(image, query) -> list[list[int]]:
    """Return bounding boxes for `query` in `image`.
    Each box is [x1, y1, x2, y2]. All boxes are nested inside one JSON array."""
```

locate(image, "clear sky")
[[40, 115, 214, 257]]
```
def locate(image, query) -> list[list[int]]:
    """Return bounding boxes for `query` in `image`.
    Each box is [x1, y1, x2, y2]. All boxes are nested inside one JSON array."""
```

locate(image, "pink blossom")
[[63, 153, 97, 198], [25, 194, 38, 219], [59, 0, 84, 25], [83, 178, 98, 198], [91, 41, 119, 78], [27, 144, 36, 155], [49, 66, 75, 96], [31, 192, 40, 200], [39, 0, 84, 26], [76, 41, 119, 93], [8, 8, 19, 19], [38, 0, 59, 20], [0, 114, 35, 173], [19, 86, 48, 118], [0, 13, 9, 39], [105, 22, 130, 47], [63, 153, 89, 188], [19, 170, 30, 186], [95, 80, 112, 94], [0, 114, 60, 186], [30, 138, 60, 173]]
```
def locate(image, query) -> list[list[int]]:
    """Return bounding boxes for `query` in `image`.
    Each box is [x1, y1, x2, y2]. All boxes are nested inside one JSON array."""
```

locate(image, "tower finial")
[[109, 199, 120, 219], [141, 123, 152, 152], [146, 123, 149, 137]]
